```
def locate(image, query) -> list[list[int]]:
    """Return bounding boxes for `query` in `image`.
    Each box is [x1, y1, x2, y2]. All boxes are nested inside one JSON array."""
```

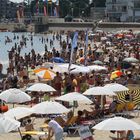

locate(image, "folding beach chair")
[[63, 116, 79, 135]]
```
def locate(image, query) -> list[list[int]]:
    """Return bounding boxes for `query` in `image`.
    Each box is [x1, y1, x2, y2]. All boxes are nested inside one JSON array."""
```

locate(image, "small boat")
[[0, 28, 8, 32]]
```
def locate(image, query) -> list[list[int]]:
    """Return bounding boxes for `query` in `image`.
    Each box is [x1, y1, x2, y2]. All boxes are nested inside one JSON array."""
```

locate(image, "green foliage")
[[30, 0, 36, 15], [59, 0, 90, 17], [90, 0, 106, 7], [29, 0, 90, 17]]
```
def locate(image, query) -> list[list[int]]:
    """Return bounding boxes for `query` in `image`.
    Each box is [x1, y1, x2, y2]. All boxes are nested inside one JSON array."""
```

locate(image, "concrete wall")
[[0, 23, 18, 31], [99, 22, 140, 28], [48, 22, 94, 28], [2, 21, 140, 33]]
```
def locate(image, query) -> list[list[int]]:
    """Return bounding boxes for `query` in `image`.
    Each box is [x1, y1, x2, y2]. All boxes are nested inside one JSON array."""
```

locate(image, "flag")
[[72, 32, 78, 49], [84, 30, 88, 65], [68, 32, 78, 72], [56, 0, 59, 17], [43, 0, 47, 16], [53, 7, 57, 17], [44, 0, 48, 16], [36, 0, 39, 15]]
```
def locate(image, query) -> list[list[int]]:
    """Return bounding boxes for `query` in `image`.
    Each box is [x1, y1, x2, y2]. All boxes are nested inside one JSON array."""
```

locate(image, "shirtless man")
[[53, 72, 62, 96]]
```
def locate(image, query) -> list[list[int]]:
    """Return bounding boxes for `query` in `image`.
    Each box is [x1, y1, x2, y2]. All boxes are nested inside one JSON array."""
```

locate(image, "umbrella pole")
[[14, 117, 23, 139], [101, 96, 103, 109], [117, 131, 119, 138], [73, 101, 75, 113], [13, 103, 15, 108], [18, 127, 23, 139]]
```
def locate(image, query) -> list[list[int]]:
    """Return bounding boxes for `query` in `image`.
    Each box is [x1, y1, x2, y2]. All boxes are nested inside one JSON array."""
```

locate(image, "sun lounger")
[[22, 131, 48, 140], [110, 135, 140, 140], [21, 131, 47, 136], [65, 116, 96, 135], [109, 136, 126, 140]]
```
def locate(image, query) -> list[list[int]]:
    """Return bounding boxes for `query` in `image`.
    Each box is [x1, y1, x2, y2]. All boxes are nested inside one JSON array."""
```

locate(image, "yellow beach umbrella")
[[33, 68, 56, 80]]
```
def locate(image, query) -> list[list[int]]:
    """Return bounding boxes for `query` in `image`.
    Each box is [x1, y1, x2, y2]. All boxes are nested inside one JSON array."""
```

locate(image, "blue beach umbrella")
[[51, 57, 65, 63]]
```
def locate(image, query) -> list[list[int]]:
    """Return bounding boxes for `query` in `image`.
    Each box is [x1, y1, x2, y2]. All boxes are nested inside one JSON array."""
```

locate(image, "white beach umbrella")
[[70, 66, 91, 74], [32, 101, 69, 114], [96, 29, 103, 33], [56, 92, 93, 104], [44, 62, 54, 68], [0, 88, 31, 103], [101, 37, 107, 41], [53, 64, 68, 73], [123, 57, 139, 63], [26, 83, 56, 92], [96, 48, 104, 53], [53, 63, 79, 73], [0, 115, 20, 133], [104, 83, 129, 92], [83, 87, 116, 96], [93, 117, 140, 131], [87, 65, 107, 72], [93, 60, 103, 65], [4, 107, 33, 120]]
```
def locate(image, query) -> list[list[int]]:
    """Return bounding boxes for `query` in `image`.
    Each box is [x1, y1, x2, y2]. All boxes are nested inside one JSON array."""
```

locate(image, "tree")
[[29, 0, 90, 17], [90, 0, 106, 7], [59, 0, 90, 17], [30, 0, 36, 16]]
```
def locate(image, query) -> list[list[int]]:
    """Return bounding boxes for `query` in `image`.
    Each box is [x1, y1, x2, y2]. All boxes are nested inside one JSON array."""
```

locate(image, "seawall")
[[1, 22, 140, 33]]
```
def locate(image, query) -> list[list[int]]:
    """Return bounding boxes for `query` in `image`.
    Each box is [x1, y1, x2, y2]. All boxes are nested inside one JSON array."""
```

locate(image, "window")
[[112, 0, 116, 3], [122, 6, 127, 12]]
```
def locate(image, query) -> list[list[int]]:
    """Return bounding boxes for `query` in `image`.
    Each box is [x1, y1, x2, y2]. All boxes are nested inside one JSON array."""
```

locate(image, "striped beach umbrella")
[[33, 68, 56, 80], [110, 70, 123, 80], [117, 89, 140, 105]]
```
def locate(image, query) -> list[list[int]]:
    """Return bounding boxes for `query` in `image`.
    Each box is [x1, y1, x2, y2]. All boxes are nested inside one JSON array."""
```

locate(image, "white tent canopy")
[[32, 101, 70, 114], [56, 92, 93, 104], [53, 63, 79, 73], [4, 107, 33, 120], [93, 117, 140, 131], [87, 65, 107, 72], [0, 88, 31, 103], [104, 83, 129, 92], [70, 66, 91, 74], [26, 83, 56, 92], [0, 115, 20, 134], [83, 86, 116, 96]]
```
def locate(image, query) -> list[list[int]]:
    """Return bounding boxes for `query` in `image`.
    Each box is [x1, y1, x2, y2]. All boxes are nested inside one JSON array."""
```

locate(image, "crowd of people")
[[0, 28, 140, 140], [0, 29, 139, 94]]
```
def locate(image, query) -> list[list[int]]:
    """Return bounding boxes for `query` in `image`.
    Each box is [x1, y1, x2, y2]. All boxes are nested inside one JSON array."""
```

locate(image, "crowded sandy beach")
[[0, 28, 140, 140]]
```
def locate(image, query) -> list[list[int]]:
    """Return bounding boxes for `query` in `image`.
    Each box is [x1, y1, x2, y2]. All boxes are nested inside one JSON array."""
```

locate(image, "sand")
[[1, 100, 140, 140]]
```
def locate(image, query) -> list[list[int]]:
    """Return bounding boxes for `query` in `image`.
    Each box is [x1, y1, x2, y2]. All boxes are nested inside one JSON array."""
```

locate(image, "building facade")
[[90, 7, 106, 21], [106, 0, 140, 22], [0, 0, 18, 19]]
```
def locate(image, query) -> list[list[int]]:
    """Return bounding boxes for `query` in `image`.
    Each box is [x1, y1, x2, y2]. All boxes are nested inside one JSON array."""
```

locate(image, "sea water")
[[0, 32, 66, 74]]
